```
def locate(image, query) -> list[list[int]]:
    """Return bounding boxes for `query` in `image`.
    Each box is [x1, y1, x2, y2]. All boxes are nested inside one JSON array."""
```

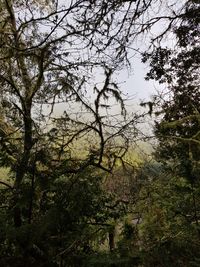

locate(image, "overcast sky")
[[118, 57, 156, 101]]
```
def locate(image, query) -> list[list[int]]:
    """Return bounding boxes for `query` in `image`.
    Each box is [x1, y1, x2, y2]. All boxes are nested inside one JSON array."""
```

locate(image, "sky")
[[52, 54, 158, 119], [117, 57, 156, 101]]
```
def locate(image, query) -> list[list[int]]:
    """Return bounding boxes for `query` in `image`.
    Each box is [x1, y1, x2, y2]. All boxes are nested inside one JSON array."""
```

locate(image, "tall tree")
[[143, 0, 200, 179], [0, 0, 160, 265], [142, 0, 200, 259], [0, 0, 138, 229]]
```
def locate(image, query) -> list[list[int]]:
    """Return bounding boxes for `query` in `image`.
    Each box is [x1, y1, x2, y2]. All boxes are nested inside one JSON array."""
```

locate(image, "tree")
[[143, 0, 200, 172], [0, 0, 133, 227], [0, 0, 162, 265], [142, 0, 200, 188], [139, 0, 200, 265]]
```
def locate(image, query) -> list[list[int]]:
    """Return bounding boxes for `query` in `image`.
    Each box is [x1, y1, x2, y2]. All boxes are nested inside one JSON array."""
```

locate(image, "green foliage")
[[85, 252, 140, 267], [0, 166, 121, 266], [117, 162, 200, 267], [135, 1, 200, 266], [143, 1, 200, 181]]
